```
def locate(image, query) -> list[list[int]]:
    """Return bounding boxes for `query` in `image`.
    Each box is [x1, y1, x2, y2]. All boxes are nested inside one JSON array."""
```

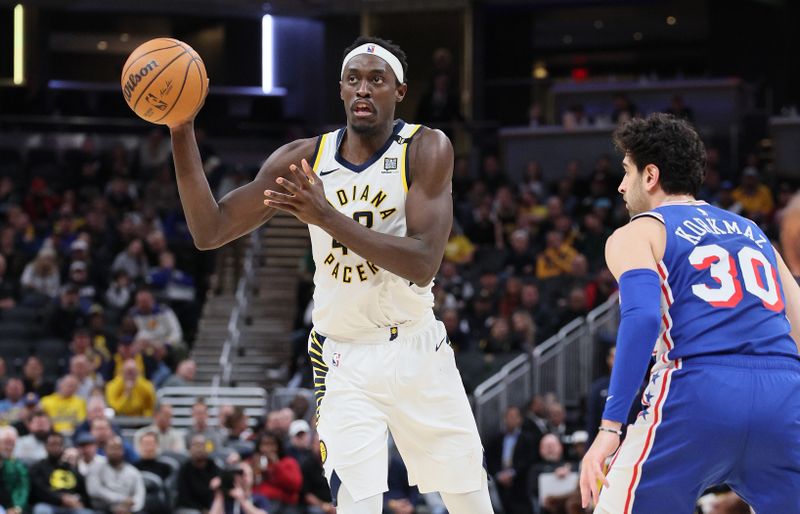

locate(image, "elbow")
[[411, 262, 439, 287], [193, 237, 221, 251]]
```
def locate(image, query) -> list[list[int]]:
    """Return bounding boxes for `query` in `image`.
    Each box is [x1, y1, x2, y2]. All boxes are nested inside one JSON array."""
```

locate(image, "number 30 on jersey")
[[689, 244, 784, 311]]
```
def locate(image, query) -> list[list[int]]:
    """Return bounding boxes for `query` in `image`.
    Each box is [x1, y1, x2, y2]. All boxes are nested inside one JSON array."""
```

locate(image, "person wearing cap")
[[169, 33, 493, 513], [286, 419, 312, 465], [65, 260, 97, 313], [74, 432, 106, 478], [13, 411, 52, 465]]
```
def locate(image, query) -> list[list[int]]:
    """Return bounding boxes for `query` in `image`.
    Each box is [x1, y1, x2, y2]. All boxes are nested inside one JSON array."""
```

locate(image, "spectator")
[[70, 355, 102, 401], [780, 191, 800, 277], [300, 432, 333, 514], [0, 378, 26, 425], [11, 393, 43, 436], [13, 411, 51, 465], [587, 346, 614, 444], [133, 403, 186, 454], [385, 454, 419, 514], [547, 402, 568, 443], [522, 394, 549, 453], [510, 310, 537, 352], [86, 305, 115, 361], [133, 431, 172, 481], [147, 250, 196, 302], [49, 286, 85, 341], [222, 407, 251, 448], [23, 356, 55, 397], [536, 231, 578, 280], [209, 462, 269, 514], [732, 168, 774, 222], [86, 436, 145, 514], [504, 229, 535, 276], [90, 418, 137, 464], [111, 239, 149, 283], [265, 408, 294, 442], [129, 288, 184, 353], [29, 431, 93, 514], [73, 397, 119, 440], [611, 93, 639, 124], [74, 432, 106, 478], [176, 434, 220, 514], [161, 359, 197, 388], [104, 270, 134, 313], [286, 419, 312, 465], [665, 94, 694, 122], [250, 431, 302, 511], [103, 336, 145, 381], [530, 434, 576, 507], [441, 307, 472, 353], [184, 398, 224, 452], [66, 329, 108, 382], [65, 261, 97, 313], [0, 254, 17, 310], [479, 317, 515, 354], [39, 375, 86, 435], [0, 426, 29, 514], [105, 359, 156, 417], [487, 406, 537, 514], [21, 247, 61, 300]]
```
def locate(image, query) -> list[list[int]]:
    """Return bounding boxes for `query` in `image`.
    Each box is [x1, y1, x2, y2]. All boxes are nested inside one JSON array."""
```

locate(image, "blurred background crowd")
[[1, 0, 799, 513]]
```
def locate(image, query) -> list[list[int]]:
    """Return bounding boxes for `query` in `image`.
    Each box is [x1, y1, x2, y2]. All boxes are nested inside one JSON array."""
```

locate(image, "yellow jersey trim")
[[312, 133, 330, 172]]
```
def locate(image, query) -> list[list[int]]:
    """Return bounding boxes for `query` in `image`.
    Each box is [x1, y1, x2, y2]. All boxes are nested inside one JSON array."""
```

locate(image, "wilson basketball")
[[121, 37, 207, 126]]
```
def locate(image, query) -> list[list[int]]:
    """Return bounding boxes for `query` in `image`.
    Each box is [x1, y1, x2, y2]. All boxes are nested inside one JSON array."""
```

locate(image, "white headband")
[[340, 43, 405, 84]]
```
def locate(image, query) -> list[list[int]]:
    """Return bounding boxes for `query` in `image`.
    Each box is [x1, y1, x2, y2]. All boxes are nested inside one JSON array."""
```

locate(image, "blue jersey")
[[633, 201, 797, 363]]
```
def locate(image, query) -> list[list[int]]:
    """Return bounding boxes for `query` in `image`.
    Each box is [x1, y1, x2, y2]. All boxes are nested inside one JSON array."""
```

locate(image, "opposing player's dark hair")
[[343, 36, 409, 84], [613, 113, 706, 197]]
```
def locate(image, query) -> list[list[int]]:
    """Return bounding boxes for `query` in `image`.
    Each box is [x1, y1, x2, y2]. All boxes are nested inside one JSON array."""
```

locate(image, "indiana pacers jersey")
[[633, 201, 797, 365], [307, 120, 435, 342]]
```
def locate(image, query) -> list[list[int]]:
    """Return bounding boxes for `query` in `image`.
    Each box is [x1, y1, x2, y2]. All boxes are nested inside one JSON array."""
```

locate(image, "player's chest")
[[321, 171, 406, 232]]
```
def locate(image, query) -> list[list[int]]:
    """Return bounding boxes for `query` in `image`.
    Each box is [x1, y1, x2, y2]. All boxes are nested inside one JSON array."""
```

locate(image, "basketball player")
[[579, 113, 800, 513], [168, 37, 492, 514]]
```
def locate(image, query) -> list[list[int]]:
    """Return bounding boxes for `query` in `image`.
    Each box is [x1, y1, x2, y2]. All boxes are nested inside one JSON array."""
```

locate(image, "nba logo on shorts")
[[367, 44, 376, 53], [332, 352, 341, 367]]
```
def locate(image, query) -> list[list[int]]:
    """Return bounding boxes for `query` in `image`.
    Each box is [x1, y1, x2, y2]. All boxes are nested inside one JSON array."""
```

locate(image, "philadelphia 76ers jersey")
[[632, 201, 797, 364], [306, 120, 435, 342]]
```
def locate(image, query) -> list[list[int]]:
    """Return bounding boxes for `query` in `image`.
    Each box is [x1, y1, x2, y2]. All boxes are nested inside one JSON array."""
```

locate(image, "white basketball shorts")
[[308, 317, 485, 503]]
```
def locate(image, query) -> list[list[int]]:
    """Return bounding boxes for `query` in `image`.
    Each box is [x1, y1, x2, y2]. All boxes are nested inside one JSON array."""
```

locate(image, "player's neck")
[[654, 193, 696, 208], [342, 123, 394, 163]]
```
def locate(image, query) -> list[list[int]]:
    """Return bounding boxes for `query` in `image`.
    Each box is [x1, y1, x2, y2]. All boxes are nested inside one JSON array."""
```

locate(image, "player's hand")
[[579, 431, 620, 509], [168, 78, 210, 130], [263, 158, 334, 227]]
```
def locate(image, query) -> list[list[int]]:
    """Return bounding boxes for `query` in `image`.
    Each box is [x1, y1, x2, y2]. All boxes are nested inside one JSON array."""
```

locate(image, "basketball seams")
[[131, 50, 189, 111], [121, 43, 182, 80], [192, 58, 206, 101], [151, 56, 195, 124]]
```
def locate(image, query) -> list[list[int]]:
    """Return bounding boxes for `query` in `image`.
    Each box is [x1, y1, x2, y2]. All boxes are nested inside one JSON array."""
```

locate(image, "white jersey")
[[308, 120, 435, 342]]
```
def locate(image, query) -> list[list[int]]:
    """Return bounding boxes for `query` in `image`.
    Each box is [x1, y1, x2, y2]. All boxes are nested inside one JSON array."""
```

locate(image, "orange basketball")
[[121, 38, 208, 126]]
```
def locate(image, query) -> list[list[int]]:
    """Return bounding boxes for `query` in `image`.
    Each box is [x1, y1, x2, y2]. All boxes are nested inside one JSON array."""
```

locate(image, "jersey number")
[[331, 211, 374, 255], [688, 244, 783, 311]]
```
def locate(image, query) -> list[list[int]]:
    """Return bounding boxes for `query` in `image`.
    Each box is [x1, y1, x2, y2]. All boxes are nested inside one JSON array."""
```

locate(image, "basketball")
[[120, 37, 207, 126]]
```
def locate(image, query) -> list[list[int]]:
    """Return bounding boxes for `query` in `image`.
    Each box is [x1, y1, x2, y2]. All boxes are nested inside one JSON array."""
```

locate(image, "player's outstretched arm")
[[264, 128, 453, 286], [775, 248, 800, 351], [169, 122, 317, 250]]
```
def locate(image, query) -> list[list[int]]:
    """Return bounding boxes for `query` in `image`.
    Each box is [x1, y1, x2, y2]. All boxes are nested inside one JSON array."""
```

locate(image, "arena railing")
[[472, 292, 619, 438], [217, 229, 261, 387]]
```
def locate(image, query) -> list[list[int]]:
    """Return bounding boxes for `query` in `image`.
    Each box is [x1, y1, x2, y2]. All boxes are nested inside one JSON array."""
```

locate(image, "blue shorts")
[[596, 354, 800, 514]]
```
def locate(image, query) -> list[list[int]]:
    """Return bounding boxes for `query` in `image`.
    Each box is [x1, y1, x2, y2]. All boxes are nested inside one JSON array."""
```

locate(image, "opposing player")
[[580, 113, 800, 513], [168, 37, 492, 514]]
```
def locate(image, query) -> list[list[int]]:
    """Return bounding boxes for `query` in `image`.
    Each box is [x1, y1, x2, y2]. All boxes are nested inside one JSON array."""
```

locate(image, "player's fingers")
[[288, 164, 309, 189], [300, 158, 318, 185], [263, 198, 297, 214], [579, 469, 592, 508], [264, 190, 294, 200], [275, 175, 300, 194]]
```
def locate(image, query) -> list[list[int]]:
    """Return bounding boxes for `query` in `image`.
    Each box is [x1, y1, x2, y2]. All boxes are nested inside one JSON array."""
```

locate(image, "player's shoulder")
[[606, 215, 666, 261], [272, 136, 320, 162], [406, 125, 453, 184]]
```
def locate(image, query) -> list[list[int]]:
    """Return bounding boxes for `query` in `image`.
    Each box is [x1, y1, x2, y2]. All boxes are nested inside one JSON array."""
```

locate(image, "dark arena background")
[[0, 0, 798, 513]]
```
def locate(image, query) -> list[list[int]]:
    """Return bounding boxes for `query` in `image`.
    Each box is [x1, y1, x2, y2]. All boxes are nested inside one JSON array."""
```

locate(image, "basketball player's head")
[[613, 113, 706, 216], [340, 36, 409, 135]]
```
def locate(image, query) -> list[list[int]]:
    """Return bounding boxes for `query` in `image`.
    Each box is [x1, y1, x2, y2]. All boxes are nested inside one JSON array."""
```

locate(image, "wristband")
[[597, 426, 623, 436]]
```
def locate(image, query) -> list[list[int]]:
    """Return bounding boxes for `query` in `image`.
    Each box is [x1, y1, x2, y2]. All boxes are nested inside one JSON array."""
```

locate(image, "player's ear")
[[644, 164, 660, 191], [395, 83, 407, 103], [339, 81, 344, 101]]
